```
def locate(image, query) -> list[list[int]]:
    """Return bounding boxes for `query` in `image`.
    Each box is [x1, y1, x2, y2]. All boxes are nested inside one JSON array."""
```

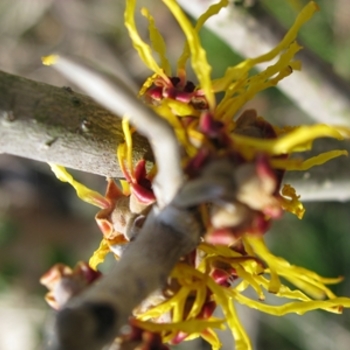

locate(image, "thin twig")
[[45, 56, 183, 207]]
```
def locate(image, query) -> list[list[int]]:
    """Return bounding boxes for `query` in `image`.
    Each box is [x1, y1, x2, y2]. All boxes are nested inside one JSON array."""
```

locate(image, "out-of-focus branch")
[[0, 70, 150, 178], [178, 0, 350, 126]]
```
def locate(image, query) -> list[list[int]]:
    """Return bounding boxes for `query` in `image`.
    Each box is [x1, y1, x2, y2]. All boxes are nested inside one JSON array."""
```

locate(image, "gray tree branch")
[[1, 69, 350, 201], [0, 69, 150, 178], [48, 205, 203, 350]]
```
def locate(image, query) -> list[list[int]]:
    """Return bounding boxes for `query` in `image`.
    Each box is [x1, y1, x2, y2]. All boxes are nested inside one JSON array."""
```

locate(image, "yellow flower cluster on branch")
[[119, 1, 350, 349]]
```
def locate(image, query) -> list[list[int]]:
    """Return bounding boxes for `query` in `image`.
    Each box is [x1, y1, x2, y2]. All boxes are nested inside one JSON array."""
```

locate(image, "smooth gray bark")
[[0, 70, 150, 178]]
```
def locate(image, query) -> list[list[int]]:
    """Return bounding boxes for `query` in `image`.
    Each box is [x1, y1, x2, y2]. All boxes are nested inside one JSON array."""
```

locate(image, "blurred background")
[[1, 0, 350, 349]]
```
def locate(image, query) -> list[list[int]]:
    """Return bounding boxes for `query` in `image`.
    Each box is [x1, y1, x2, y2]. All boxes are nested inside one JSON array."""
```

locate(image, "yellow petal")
[[215, 1, 318, 119], [201, 327, 223, 350], [162, 0, 215, 110], [133, 318, 225, 334], [141, 7, 171, 76], [250, 1, 318, 66], [199, 242, 243, 259], [119, 179, 131, 195], [230, 289, 346, 316], [124, 0, 169, 81], [235, 265, 265, 300], [230, 125, 347, 156], [137, 285, 190, 321], [138, 73, 158, 97], [280, 273, 336, 300], [280, 184, 305, 219], [243, 236, 280, 293], [271, 125, 346, 154], [207, 278, 252, 350], [256, 275, 312, 302], [186, 284, 207, 320], [245, 236, 343, 300], [152, 103, 197, 157], [42, 54, 59, 66], [122, 118, 134, 178], [172, 286, 191, 323], [89, 238, 110, 270], [164, 98, 199, 117], [271, 150, 348, 171], [219, 42, 301, 120], [49, 164, 109, 208], [117, 142, 128, 177], [177, 0, 229, 74], [175, 258, 252, 349]]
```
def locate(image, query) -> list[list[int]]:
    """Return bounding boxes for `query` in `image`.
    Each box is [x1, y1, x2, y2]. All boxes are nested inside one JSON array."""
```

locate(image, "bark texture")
[[0, 70, 151, 178]]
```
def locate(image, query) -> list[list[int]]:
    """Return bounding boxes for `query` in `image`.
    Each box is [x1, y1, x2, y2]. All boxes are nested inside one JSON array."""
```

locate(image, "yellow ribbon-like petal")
[[122, 118, 134, 178], [218, 42, 302, 120], [141, 7, 172, 76], [271, 150, 348, 171], [49, 164, 110, 209], [124, 0, 169, 81], [177, 0, 229, 73], [89, 238, 110, 270], [201, 327, 223, 350], [133, 318, 225, 334], [162, 0, 215, 110], [245, 236, 343, 299], [208, 278, 252, 350], [186, 284, 207, 320], [214, 1, 318, 119], [280, 184, 305, 219], [251, 1, 318, 65], [230, 124, 346, 157], [230, 289, 346, 316]]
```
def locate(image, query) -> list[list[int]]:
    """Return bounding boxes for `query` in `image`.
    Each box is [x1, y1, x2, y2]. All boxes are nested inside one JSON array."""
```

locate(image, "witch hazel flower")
[[41, 1, 350, 349], [120, 1, 350, 349]]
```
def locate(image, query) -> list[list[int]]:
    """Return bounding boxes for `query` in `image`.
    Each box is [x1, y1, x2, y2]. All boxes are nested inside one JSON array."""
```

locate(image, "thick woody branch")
[[0, 70, 150, 178], [48, 202, 203, 350]]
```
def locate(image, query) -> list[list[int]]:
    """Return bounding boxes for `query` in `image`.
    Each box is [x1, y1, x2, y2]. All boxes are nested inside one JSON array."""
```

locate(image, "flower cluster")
[[41, 1, 350, 350]]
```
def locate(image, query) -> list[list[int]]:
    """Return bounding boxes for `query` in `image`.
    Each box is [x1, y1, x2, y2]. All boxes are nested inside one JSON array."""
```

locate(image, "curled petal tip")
[[42, 54, 60, 66]]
